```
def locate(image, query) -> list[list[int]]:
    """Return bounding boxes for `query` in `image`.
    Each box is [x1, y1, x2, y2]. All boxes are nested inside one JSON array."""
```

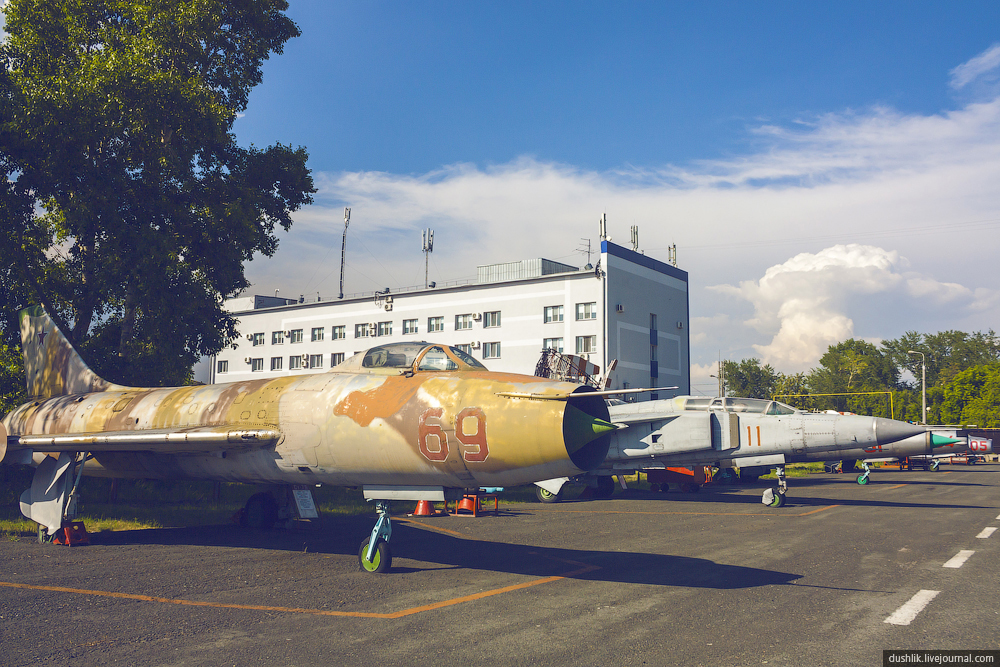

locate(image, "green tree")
[[882, 330, 1000, 388], [807, 339, 898, 416], [939, 363, 1000, 427], [0, 0, 314, 387], [722, 358, 781, 399]]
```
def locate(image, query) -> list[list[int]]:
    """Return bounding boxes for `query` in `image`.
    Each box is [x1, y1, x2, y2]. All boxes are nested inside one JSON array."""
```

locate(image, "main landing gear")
[[760, 465, 787, 508], [358, 500, 392, 573]]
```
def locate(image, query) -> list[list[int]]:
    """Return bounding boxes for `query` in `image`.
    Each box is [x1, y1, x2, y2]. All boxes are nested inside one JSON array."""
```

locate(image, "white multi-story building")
[[210, 240, 690, 398]]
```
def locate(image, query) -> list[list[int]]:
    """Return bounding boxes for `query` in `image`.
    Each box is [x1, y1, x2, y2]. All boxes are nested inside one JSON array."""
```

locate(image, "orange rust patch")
[[333, 375, 427, 427]]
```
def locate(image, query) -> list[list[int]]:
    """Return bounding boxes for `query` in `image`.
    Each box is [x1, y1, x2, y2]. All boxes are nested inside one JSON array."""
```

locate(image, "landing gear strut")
[[761, 465, 787, 508], [856, 461, 871, 485], [358, 500, 392, 573]]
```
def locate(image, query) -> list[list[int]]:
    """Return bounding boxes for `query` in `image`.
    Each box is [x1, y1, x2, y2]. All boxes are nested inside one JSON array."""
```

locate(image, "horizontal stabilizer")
[[12, 427, 281, 455]]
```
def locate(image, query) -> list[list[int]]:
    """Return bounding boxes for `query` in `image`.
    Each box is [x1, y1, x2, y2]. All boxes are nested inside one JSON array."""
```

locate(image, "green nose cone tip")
[[564, 404, 618, 453], [930, 434, 962, 448]]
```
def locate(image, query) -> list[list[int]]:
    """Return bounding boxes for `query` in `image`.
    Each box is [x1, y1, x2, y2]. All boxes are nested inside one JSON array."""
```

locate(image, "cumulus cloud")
[[709, 245, 996, 372]]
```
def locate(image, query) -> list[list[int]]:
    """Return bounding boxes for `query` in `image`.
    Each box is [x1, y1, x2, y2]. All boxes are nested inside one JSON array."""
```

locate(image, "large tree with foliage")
[[722, 358, 781, 400], [881, 330, 1000, 389], [0, 0, 314, 387]]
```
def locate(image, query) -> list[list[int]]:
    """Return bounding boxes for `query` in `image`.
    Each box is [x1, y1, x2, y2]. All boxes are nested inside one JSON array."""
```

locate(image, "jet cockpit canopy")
[[683, 396, 800, 415], [335, 342, 488, 374]]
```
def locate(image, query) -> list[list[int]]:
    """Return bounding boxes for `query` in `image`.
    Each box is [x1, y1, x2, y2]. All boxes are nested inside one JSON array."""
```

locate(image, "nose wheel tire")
[[761, 487, 786, 508], [358, 537, 392, 573], [856, 474, 870, 485]]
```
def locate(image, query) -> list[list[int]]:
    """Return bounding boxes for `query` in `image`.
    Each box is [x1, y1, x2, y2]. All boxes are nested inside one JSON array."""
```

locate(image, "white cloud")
[[709, 245, 996, 372], [950, 44, 1000, 90]]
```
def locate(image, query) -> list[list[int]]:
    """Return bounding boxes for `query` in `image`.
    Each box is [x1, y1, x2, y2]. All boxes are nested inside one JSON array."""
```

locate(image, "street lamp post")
[[907, 350, 926, 425]]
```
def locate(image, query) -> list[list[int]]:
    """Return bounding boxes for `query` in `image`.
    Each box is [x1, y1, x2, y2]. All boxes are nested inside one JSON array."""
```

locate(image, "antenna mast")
[[338, 207, 350, 299], [422, 228, 434, 288]]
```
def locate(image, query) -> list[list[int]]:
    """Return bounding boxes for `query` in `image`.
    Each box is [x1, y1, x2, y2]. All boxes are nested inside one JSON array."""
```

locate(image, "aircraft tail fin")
[[20, 305, 117, 399]]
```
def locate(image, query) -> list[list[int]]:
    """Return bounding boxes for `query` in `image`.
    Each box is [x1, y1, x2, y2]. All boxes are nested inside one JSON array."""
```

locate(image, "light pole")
[[907, 350, 926, 424]]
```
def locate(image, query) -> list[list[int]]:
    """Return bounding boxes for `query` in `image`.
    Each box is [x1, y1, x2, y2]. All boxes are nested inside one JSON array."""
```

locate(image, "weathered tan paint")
[[3, 307, 612, 489]]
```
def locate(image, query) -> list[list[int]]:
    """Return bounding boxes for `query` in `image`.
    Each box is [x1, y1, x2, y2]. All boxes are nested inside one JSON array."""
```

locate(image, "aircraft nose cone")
[[873, 418, 926, 446]]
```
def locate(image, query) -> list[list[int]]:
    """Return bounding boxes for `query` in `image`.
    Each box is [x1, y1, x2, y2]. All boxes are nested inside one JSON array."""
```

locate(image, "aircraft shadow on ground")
[[89, 516, 801, 590]]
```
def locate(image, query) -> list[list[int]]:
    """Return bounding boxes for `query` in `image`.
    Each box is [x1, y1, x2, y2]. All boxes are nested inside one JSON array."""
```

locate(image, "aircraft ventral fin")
[[14, 427, 281, 454]]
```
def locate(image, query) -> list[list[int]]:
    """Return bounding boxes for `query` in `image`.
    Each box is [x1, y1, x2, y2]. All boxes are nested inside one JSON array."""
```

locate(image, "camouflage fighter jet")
[[2, 306, 617, 572], [534, 395, 946, 507]]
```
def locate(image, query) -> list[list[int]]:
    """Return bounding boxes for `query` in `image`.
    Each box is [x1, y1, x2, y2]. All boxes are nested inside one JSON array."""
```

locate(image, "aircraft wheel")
[[714, 469, 738, 485], [358, 537, 392, 574], [535, 486, 562, 503], [930, 460, 940, 472], [856, 474, 869, 485], [762, 487, 784, 507], [595, 476, 615, 498], [242, 492, 278, 530]]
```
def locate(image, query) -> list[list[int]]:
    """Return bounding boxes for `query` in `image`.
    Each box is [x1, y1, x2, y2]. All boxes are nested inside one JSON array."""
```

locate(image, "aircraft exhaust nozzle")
[[562, 400, 615, 471], [873, 418, 926, 446]]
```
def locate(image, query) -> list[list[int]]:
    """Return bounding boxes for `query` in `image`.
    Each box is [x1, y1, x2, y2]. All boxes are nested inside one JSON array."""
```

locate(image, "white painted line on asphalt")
[[943, 550, 975, 568], [885, 590, 941, 626], [995, 514, 1000, 521], [976, 527, 997, 539]]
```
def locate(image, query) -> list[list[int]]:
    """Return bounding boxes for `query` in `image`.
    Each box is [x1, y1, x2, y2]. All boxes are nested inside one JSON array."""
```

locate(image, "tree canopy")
[[0, 0, 314, 386]]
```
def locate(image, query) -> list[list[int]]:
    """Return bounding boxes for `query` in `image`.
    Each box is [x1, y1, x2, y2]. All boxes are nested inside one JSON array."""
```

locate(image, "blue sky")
[[230, 2, 1000, 392], [239, 2, 1000, 173]]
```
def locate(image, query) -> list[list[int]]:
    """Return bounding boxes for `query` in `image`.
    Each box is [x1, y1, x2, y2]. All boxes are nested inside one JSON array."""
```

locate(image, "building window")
[[355, 323, 370, 338], [483, 311, 501, 328], [217, 360, 228, 374], [428, 316, 444, 332], [576, 335, 597, 354], [543, 337, 564, 353], [331, 352, 345, 367], [271, 356, 283, 371], [311, 327, 324, 342], [454, 343, 472, 355], [289, 355, 302, 370], [377, 321, 392, 337], [576, 302, 597, 320], [544, 305, 564, 323], [455, 314, 474, 330], [332, 325, 346, 340], [272, 331, 284, 345], [250, 358, 264, 372], [403, 319, 418, 334], [289, 329, 303, 343], [483, 342, 501, 359], [309, 354, 323, 369], [251, 332, 265, 346]]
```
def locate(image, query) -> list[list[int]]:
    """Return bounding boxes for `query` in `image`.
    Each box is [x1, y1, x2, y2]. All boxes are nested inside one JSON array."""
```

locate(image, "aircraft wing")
[[9, 427, 281, 455]]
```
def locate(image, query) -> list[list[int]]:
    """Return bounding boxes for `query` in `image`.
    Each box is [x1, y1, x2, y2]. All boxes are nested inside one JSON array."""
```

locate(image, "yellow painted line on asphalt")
[[0, 517, 601, 620], [885, 484, 908, 490], [0, 556, 597, 620]]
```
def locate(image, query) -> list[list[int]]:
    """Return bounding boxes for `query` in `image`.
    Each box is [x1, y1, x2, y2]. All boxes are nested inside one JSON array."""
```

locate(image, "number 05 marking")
[[418, 407, 489, 463]]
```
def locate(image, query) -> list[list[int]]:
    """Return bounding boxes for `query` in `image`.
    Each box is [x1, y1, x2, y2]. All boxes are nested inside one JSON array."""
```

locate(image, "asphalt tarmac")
[[2, 463, 998, 666]]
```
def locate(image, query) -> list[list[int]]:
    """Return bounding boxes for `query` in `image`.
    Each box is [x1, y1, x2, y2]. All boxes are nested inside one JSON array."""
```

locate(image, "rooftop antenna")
[[576, 237, 593, 265], [599, 213, 608, 241], [630, 225, 639, 251], [668, 243, 677, 267], [422, 228, 434, 288], [338, 207, 350, 299]]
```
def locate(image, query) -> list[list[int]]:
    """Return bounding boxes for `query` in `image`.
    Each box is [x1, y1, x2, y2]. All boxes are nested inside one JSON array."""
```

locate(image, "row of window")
[[248, 303, 599, 347], [221, 335, 599, 375]]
